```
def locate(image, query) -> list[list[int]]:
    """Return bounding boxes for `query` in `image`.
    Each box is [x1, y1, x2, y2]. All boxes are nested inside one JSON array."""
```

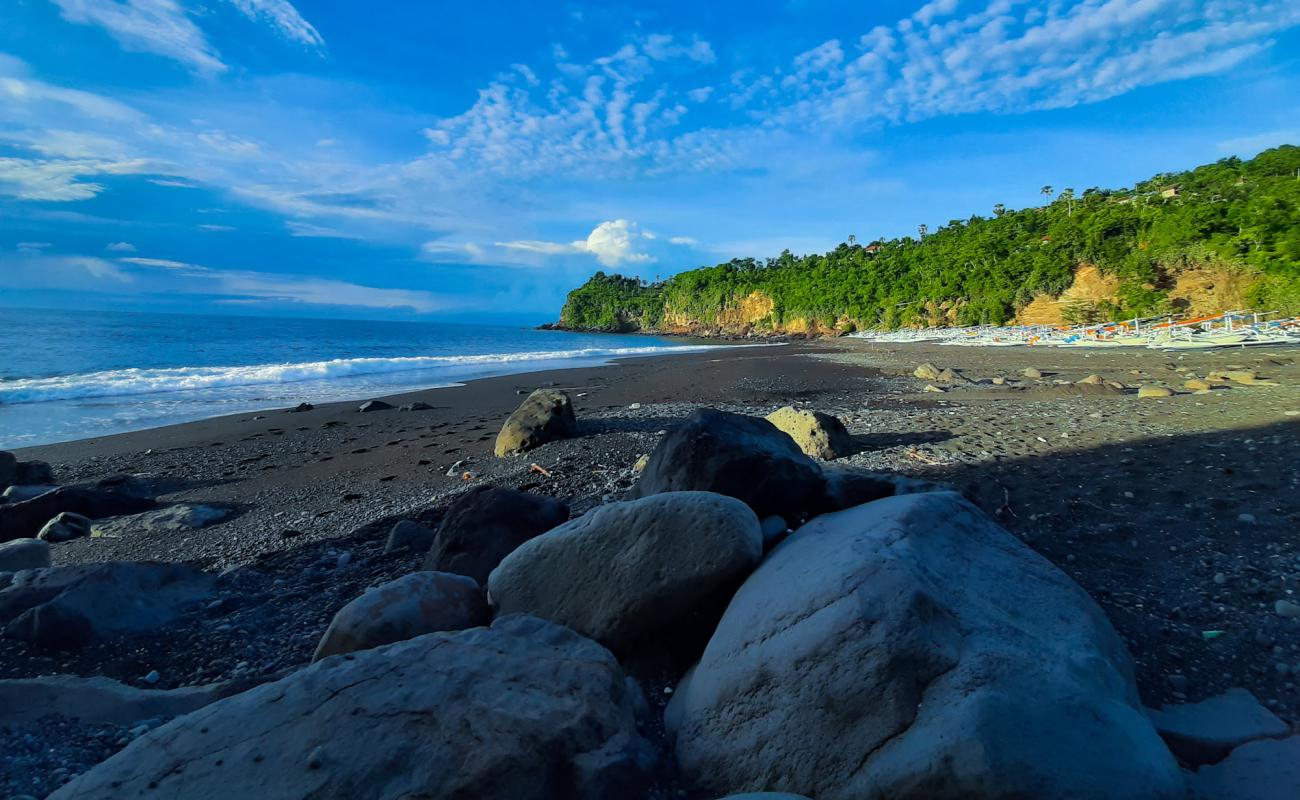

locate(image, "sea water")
[[0, 309, 724, 448]]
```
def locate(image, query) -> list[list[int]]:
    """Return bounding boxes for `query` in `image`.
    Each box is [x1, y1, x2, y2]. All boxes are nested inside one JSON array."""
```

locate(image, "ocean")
[[0, 308, 725, 449]]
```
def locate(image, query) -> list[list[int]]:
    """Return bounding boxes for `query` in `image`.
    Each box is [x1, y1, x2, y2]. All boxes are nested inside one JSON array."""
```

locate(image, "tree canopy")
[[559, 146, 1300, 331]]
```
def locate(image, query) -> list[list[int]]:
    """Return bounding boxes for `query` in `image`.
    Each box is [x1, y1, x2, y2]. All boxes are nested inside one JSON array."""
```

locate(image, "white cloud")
[[63, 255, 134, 283], [198, 223, 236, 231], [51, 0, 227, 76], [495, 240, 579, 256], [686, 86, 714, 103], [106, 241, 137, 252], [668, 235, 698, 246], [227, 0, 324, 48], [118, 256, 202, 270], [148, 177, 200, 188], [0, 157, 153, 200], [16, 242, 51, 253], [496, 220, 657, 267]]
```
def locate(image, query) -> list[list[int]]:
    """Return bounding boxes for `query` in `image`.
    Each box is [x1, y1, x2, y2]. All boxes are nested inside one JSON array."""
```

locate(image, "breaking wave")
[[0, 345, 733, 404]]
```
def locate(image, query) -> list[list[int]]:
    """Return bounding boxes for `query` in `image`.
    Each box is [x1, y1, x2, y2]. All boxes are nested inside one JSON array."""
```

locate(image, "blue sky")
[[2, 0, 1298, 322]]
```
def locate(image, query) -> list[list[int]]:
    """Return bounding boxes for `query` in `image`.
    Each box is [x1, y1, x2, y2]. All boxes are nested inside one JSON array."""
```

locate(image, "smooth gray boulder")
[[50, 615, 656, 800], [494, 389, 577, 456], [490, 492, 761, 652], [666, 491, 1184, 800], [425, 486, 569, 584], [4, 562, 214, 650], [313, 571, 488, 661], [0, 538, 50, 572], [0, 675, 245, 726], [631, 408, 824, 519], [1192, 735, 1300, 800], [1148, 688, 1289, 766], [38, 511, 92, 543]]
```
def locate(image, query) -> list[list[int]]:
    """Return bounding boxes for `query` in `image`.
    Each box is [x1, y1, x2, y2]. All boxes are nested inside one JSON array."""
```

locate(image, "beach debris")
[[992, 376, 1006, 385], [424, 486, 568, 585], [628, 402, 642, 410], [0, 538, 50, 571], [633, 454, 650, 473], [529, 463, 552, 478], [313, 571, 488, 661], [631, 409, 823, 519], [50, 616, 656, 800], [1138, 385, 1173, 398], [37, 512, 92, 543], [1202, 630, 1225, 640], [445, 460, 467, 477], [913, 363, 942, 380], [489, 492, 761, 652], [384, 520, 436, 555], [764, 406, 854, 460], [666, 492, 1183, 800], [357, 399, 393, 412], [1147, 687, 1288, 766], [905, 448, 945, 465], [494, 389, 578, 457]]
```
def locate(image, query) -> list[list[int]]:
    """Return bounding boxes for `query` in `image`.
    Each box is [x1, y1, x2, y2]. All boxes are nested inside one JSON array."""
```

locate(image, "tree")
[[917, 223, 928, 239], [993, 203, 1006, 217], [1060, 187, 1075, 217], [1040, 185, 1054, 204]]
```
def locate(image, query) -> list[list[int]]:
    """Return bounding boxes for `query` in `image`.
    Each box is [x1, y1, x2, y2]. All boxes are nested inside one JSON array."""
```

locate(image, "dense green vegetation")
[[559, 146, 1300, 331]]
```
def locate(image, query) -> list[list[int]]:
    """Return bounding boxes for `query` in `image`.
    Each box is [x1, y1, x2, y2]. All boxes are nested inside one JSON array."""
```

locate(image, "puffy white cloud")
[[576, 219, 655, 267]]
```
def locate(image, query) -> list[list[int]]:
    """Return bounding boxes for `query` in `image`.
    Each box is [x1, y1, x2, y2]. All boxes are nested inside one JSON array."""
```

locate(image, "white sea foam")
[[0, 345, 732, 404]]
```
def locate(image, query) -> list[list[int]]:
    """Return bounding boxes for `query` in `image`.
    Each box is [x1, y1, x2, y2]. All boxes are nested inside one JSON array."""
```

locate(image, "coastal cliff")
[[554, 146, 1300, 336]]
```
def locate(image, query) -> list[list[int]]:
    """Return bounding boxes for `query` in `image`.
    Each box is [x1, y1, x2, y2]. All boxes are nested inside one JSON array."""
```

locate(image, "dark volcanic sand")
[[4, 339, 1299, 798]]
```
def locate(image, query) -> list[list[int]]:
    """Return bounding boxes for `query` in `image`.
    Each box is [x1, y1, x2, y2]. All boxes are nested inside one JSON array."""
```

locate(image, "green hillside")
[[557, 146, 1300, 333]]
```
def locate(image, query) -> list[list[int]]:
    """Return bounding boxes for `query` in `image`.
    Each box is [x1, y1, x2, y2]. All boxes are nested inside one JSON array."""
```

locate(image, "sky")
[[1, 0, 1298, 323]]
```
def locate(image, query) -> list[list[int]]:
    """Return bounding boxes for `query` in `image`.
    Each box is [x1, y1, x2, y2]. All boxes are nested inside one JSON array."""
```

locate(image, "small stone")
[[1138, 385, 1173, 399], [991, 376, 1006, 385], [306, 745, 326, 769], [923, 384, 945, 393], [289, 402, 314, 412], [1238, 513, 1257, 525], [1275, 600, 1300, 619], [143, 670, 160, 685], [399, 401, 433, 412], [628, 403, 642, 410], [1076, 374, 1103, 385], [913, 363, 942, 381], [1184, 379, 1212, 391], [633, 454, 650, 473], [1214, 573, 1227, 585], [1022, 367, 1043, 379], [336, 551, 351, 568], [357, 399, 392, 413]]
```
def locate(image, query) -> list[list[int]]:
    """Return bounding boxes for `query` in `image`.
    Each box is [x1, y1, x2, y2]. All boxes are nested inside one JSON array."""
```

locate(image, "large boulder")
[[0, 484, 154, 542], [50, 615, 656, 800], [1, 484, 57, 504], [384, 519, 437, 555], [0, 451, 55, 490], [1148, 688, 1289, 766], [424, 486, 569, 584], [631, 409, 825, 519], [38, 511, 92, 542], [489, 492, 761, 652], [1191, 735, 1300, 800], [313, 571, 489, 661], [666, 491, 1184, 800], [0, 451, 15, 486], [494, 389, 578, 456], [4, 561, 214, 650], [764, 406, 854, 460], [0, 538, 50, 572], [90, 503, 231, 538], [0, 675, 246, 726]]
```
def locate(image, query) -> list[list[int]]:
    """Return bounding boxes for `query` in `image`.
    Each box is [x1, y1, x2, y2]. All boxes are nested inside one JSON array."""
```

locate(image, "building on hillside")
[[864, 243, 881, 254], [1160, 186, 1182, 198]]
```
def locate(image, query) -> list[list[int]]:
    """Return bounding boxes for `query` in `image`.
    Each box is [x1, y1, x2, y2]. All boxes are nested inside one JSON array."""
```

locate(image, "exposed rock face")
[[424, 486, 569, 584], [91, 503, 231, 537], [489, 492, 762, 652], [631, 409, 824, 519], [384, 519, 437, 554], [3, 562, 214, 650], [0, 538, 50, 572], [666, 492, 1184, 800], [50, 615, 657, 800], [764, 407, 854, 460], [313, 571, 489, 661], [0, 484, 154, 542], [494, 389, 578, 456], [1148, 688, 1289, 766], [38, 512, 93, 543]]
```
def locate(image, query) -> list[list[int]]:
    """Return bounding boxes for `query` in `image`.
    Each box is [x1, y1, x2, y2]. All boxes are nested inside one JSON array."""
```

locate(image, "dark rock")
[[816, 465, 896, 512], [1, 484, 57, 504], [4, 562, 215, 650], [424, 486, 568, 585], [289, 402, 315, 412], [631, 408, 824, 519], [357, 399, 393, 412], [489, 492, 761, 652], [14, 460, 53, 485], [494, 389, 577, 456], [0, 538, 50, 572], [384, 519, 437, 555], [400, 401, 433, 411], [313, 571, 489, 661], [50, 615, 656, 800], [0, 675, 245, 726], [0, 451, 15, 487], [0, 485, 154, 542], [1191, 735, 1300, 800], [666, 491, 1183, 800], [37, 511, 92, 543]]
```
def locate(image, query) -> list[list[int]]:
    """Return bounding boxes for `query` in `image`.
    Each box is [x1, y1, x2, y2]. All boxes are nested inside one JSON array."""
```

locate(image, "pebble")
[[336, 551, 352, 568], [143, 670, 160, 685], [1237, 513, 1257, 525], [307, 745, 326, 769], [1213, 573, 1227, 585], [1276, 599, 1300, 619]]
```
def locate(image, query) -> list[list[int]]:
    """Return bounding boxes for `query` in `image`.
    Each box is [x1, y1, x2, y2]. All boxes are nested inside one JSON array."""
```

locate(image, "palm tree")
[[993, 203, 1006, 217], [917, 224, 928, 239], [1040, 185, 1054, 205], [1060, 188, 1075, 216]]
